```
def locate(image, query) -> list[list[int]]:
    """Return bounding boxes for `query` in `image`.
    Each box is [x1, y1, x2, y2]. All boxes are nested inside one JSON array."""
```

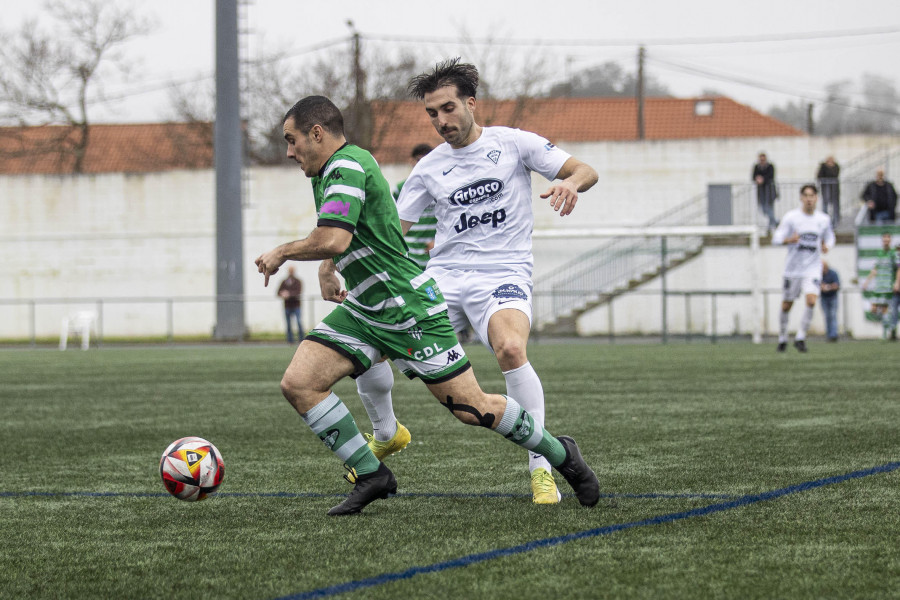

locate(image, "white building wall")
[[1, 134, 897, 340]]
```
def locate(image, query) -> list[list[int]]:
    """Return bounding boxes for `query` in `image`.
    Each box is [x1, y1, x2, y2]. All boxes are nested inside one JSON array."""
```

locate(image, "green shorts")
[[306, 305, 471, 383]]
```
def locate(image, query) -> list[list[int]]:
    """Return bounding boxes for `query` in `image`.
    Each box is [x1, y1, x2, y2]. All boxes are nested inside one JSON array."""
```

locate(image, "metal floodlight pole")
[[214, 0, 246, 340]]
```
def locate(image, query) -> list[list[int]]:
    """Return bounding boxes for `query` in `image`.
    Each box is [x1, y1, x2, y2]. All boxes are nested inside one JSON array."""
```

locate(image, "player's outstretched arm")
[[255, 226, 353, 287], [541, 157, 599, 217]]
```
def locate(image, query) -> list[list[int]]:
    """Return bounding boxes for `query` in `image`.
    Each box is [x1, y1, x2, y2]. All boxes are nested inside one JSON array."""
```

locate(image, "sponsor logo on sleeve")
[[320, 200, 351, 217]]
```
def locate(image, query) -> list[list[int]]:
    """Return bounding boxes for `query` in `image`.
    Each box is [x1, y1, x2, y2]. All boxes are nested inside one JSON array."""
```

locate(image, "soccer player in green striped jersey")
[[255, 96, 599, 515]]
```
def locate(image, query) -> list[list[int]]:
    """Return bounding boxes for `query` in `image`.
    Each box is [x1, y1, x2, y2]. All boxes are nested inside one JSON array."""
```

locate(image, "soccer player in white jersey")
[[771, 184, 836, 353], [353, 58, 599, 504]]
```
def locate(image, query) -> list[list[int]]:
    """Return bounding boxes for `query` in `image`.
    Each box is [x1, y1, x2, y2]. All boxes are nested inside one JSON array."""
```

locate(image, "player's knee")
[[280, 371, 314, 411], [493, 340, 527, 369], [358, 361, 393, 395]]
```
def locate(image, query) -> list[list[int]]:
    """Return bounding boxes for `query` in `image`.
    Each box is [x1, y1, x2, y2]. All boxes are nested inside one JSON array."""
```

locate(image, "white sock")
[[779, 310, 790, 343], [355, 361, 396, 441], [503, 362, 552, 473], [796, 306, 814, 341]]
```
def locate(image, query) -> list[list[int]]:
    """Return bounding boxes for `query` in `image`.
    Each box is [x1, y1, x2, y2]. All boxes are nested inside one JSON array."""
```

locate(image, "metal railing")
[[0, 285, 868, 346], [533, 286, 858, 343], [534, 193, 707, 327], [0, 294, 328, 347]]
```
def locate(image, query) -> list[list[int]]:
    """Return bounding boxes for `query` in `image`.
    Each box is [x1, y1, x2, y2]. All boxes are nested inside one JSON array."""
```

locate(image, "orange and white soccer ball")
[[159, 436, 225, 501]]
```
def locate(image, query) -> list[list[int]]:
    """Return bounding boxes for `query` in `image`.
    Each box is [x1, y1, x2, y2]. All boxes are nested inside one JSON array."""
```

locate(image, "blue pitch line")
[[275, 461, 900, 600], [0, 490, 736, 501]]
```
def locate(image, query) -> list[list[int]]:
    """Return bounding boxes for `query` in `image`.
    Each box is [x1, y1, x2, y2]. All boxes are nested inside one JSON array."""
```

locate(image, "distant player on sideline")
[[353, 58, 599, 504], [861, 232, 900, 339], [772, 184, 835, 352], [255, 95, 599, 515]]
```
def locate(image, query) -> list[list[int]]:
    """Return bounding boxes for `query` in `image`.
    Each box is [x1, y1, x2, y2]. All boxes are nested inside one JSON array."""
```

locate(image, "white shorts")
[[782, 276, 820, 302], [425, 266, 533, 351]]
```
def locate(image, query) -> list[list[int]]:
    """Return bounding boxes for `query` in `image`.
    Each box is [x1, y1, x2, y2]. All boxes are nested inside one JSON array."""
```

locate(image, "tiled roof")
[[0, 122, 213, 175], [369, 96, 804, 164], [0, 97, 803, 174]]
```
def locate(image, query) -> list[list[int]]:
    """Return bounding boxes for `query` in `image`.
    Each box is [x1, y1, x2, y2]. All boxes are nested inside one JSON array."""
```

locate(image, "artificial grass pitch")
[[0, 342, 898, 599]]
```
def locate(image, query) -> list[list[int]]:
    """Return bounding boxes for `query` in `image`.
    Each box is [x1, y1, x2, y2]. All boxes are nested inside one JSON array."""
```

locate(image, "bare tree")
[[168, 40, 428, 165], [547, 61, 671, 98], [768, 75, 900, 136], [0, 0, 152, 172]]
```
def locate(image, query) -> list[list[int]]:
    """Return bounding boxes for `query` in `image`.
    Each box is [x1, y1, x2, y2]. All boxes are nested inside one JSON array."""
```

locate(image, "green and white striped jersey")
[[312, 144, 447, 329], [394, 178, 437, 269], [870, 248, 899, 298]]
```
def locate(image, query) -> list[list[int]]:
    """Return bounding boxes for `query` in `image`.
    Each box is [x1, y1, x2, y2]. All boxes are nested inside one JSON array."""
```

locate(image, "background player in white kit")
[[772, 184, 836, 353], [354, 58, 598, 504]]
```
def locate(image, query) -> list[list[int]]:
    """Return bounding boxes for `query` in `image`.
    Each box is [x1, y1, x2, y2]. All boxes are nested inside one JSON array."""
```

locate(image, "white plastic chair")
[[59, 311, 97, 351]]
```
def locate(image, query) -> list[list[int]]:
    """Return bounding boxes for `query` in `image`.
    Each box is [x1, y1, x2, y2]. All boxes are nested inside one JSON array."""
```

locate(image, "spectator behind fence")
[[820, 261, 840, 342], [752, 152, 778, 231], [277, 265, 304, 343], [861, 169, 897, 225], [816, 156, 841, 227]]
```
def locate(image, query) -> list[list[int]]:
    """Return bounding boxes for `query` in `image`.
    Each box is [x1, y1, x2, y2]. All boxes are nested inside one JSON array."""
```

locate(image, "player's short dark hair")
[[411, 143, 433, 159], [283, 96, 344, 137], [408, 58, 479, 100], [800, 183, 818, 195]]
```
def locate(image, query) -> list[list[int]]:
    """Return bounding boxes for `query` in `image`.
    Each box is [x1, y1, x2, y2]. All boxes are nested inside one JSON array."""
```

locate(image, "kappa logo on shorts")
[[446, 349, 462, 364], [492, 283, 528, 301]]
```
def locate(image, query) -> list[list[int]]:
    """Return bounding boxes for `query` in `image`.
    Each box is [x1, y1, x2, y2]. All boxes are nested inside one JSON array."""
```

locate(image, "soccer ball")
[[159, 436, 225, 501]]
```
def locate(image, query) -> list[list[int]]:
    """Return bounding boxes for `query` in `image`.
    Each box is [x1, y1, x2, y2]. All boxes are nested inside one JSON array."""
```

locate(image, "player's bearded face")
[[424, 87, 476, 148]]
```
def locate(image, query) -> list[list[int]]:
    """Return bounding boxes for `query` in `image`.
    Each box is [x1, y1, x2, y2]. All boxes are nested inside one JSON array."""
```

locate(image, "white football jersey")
[[396, 126, 571, 278], [772, 208, 835, 279]]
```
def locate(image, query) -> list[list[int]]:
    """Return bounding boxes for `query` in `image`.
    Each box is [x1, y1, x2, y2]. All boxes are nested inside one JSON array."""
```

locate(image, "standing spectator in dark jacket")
[[753, 152, 778, 230], [861, 169, 897, 224], [816, 156, 841, 227], [277, 266, 304, 343]]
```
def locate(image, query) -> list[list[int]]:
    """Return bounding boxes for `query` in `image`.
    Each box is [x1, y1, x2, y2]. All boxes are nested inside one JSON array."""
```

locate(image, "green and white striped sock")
[[493, 395, 566, 467], [301, 392, 380, 476]]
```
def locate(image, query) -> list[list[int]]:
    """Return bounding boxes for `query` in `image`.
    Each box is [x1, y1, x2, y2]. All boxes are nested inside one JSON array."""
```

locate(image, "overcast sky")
[[4, 0, 900, 123]]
